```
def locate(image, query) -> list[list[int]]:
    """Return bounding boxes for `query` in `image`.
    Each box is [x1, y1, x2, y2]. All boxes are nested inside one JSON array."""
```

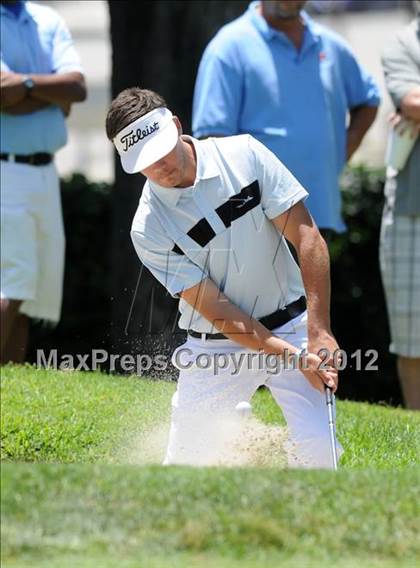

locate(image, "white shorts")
[[0, 160, 65, 322], [164, 310, 343, 469]]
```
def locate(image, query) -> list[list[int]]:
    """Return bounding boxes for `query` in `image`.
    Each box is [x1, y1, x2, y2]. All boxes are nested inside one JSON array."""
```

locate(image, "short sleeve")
[[339, 42, 380, 109], [192, 40, 243, 138], [131, 225, 208, 299], [0, 54, 11, 71], [381, 25, 420, 109], [51, 15, 83, 74], [248, 136, 309, 220]]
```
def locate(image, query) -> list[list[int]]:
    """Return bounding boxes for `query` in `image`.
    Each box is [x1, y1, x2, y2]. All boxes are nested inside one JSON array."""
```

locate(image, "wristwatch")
[[22, 75, 35, 93]]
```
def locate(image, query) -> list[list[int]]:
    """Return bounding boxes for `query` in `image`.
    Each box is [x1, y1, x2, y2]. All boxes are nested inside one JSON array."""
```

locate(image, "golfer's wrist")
[[282, 346, 307, 370]]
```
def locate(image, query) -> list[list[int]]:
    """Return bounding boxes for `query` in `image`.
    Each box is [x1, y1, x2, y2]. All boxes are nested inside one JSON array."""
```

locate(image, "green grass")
[[1, 365, 174, 463], [2, 464, 419, 568], [2, 365, 419, 468], [253, 388, 420, 468], [1, 365, 420, 568]]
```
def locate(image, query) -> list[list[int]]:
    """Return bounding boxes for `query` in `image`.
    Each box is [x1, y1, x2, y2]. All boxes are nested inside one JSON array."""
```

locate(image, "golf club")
[[325, 386, 338, 470]]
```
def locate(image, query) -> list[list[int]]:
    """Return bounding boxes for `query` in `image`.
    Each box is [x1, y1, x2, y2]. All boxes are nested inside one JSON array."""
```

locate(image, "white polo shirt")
[[131, 134, 308, 333]]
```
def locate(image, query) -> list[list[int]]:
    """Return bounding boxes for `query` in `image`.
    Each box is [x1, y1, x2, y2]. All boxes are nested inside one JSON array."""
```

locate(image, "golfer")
[[106, 87, 342, 468]]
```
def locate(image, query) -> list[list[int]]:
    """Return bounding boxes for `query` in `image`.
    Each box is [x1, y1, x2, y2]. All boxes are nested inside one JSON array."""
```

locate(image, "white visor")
[[113, 107, 178, 174]]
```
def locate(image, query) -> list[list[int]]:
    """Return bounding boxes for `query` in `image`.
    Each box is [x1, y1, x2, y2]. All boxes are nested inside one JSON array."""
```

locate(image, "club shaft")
[[326, 387, 338, 470]]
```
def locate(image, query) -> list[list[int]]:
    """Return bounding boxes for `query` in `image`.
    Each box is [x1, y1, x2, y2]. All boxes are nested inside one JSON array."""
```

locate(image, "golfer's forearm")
[[296, 230, 331, 336], [29, 72, 86, 105], [180, 278, 299, 356], [206, 307, 298, 356]]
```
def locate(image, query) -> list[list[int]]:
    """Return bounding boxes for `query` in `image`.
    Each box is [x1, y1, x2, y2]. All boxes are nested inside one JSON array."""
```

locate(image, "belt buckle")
[[9, 154, 16, 163], [28, 155, 35, 165]]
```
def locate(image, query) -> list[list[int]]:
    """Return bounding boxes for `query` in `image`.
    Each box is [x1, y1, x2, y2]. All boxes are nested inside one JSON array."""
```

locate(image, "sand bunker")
[[119, 411, 292, 468]]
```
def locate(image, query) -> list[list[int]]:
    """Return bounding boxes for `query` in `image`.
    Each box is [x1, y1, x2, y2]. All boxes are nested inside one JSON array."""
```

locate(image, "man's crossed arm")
[[1, 70, 86, 116]]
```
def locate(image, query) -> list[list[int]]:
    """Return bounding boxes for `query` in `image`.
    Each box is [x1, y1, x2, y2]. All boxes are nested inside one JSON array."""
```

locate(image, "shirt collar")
[[247, 1, 320, 45], [149, 136, 220, 207], [0, 1, 30, 21]]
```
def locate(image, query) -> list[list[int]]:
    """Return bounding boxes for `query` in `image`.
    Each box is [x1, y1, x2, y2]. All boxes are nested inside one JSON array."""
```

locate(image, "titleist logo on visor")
[[120, 121, 160, 151]]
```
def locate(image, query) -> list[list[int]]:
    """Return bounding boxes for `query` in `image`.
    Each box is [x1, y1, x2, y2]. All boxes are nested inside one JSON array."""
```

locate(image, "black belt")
[[188, 296, 307, 340], [0, 153, 53, 166]]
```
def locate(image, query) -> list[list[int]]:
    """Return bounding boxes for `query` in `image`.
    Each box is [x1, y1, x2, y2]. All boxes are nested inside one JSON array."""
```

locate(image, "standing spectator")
[[0, 0, 86, 364], [193, 0, 380, 234], [380, 11, 420, 410]]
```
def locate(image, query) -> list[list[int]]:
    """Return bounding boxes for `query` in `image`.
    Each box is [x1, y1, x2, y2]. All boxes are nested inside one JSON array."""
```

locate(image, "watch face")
[[24, 77, 34, 90]]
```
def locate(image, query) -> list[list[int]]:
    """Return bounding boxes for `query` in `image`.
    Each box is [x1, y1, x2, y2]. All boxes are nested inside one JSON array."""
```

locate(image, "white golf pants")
[[164, 310, 343, 469]]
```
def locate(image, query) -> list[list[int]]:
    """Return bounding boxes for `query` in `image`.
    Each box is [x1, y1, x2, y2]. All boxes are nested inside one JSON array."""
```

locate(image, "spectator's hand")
[[389, 112, 419, 139], [0, 71, 26, 107], [59, 101, 72, 117]]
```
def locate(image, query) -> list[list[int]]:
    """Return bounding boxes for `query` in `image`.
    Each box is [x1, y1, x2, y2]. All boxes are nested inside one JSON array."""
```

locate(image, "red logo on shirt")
[[319, 52, 327, 60]]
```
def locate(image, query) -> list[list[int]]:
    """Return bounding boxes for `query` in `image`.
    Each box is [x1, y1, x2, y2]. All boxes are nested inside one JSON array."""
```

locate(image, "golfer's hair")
[[105, 87, 166, 140]]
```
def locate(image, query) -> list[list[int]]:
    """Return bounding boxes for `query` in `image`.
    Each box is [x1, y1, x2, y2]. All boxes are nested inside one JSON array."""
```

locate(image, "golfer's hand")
[[299, 353, 338, 394], [309, 330, 340, 372]]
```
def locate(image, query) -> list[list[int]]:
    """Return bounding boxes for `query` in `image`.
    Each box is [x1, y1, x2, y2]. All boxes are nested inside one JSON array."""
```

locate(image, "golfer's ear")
[[173, 116, 183, 135]]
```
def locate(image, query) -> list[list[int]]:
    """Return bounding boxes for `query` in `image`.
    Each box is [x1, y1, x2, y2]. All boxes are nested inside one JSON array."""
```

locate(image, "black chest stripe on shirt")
[[172, 180, 260, 252], [187, 217, 216, 247], [216, 180, 261, 229], [172, 243, 184, 255]]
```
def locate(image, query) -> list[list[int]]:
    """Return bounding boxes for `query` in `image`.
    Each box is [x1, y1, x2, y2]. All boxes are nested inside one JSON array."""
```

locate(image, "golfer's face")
[[141, 140, 184, 188]]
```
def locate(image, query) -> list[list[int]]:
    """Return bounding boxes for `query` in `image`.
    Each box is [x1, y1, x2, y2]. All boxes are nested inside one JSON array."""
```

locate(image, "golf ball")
[[235, 401, 252, 417]]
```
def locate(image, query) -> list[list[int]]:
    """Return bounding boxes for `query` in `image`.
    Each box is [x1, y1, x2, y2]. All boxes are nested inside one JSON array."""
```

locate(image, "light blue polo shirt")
[[0, 1, 83, 154], [131, 134, 308, 333], [192, 2, 380, 232]]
